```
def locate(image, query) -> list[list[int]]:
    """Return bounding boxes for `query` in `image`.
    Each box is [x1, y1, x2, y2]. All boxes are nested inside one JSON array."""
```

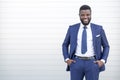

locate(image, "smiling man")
[[62, 5, 110, 80]]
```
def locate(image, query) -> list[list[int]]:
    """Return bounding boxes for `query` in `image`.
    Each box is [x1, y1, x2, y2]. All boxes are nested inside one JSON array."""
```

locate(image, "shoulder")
[[91, 23, 102, 27], [67, 23, 80, 32], [69, 23, 80, 28], [91, 23, 103, 29]]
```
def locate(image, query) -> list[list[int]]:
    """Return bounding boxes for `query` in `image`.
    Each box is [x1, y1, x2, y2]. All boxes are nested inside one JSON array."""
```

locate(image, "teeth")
[[84, 20, 88, 22]]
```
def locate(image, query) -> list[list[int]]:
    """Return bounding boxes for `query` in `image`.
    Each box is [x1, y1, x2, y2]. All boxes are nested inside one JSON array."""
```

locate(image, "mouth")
[[81, 18, 90, 25], [83, 19, 88, 23], [80, 18, 91, 25]]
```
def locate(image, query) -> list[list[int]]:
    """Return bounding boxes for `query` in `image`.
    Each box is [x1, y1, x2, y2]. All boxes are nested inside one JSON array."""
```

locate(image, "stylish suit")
[[62, 23, 110, 72]]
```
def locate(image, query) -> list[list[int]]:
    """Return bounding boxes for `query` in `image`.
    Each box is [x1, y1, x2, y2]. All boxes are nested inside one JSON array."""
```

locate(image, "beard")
[[80, 18, 91, 25]]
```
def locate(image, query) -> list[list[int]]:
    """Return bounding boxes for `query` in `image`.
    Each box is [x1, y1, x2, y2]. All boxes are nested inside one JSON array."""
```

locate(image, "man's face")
[[79, 9, 91, 25]]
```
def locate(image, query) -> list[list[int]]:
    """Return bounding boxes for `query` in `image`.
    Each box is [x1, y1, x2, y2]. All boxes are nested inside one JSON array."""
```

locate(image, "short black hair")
[[79, 5, 91, 13]]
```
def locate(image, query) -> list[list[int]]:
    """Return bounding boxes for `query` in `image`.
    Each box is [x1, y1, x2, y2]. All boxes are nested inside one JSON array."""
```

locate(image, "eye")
[[80, 14, 85, 17], [86, 13, 91, 16]]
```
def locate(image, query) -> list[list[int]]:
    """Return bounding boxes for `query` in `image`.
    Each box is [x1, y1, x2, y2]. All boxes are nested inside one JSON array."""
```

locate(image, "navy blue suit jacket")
[[62, 23, 110, 71]]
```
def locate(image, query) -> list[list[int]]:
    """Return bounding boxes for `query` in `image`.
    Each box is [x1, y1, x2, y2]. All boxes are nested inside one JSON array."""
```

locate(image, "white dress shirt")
[[75, 23, 94, 57]]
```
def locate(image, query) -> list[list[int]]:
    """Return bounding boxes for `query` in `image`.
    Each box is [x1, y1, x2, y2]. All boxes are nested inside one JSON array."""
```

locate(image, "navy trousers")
[[70, 57, 99, 80]]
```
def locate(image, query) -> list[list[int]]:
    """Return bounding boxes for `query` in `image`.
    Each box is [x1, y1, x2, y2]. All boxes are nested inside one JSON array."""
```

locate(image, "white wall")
[[0, 0, 120, 80]]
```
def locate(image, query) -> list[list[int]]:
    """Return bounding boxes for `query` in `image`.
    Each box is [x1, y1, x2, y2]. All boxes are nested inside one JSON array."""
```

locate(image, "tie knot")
[[83, 26, 87, 29]]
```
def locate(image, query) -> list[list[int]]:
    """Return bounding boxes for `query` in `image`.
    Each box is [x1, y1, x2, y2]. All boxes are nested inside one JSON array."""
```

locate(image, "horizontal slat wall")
[[0, 0, 120, 80]]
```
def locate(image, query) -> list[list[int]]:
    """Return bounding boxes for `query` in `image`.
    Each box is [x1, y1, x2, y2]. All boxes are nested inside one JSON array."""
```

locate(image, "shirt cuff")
[[100, 59, 105, 64], [65, 58, 70, 62]]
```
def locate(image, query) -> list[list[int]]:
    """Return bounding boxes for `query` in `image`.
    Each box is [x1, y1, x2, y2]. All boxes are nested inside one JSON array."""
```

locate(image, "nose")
[[84, 15, 87, 19]]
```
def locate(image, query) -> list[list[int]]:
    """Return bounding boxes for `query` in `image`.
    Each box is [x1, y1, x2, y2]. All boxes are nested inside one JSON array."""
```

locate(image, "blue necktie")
[[81, 26, 87, 54]]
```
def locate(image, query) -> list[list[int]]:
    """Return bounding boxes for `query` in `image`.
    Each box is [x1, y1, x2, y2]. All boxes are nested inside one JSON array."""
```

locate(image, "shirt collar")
[[81, 23, 91, 29]]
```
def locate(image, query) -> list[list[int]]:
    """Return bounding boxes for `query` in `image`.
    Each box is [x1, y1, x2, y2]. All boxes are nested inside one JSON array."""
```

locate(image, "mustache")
[[80, 19, 91, 25]]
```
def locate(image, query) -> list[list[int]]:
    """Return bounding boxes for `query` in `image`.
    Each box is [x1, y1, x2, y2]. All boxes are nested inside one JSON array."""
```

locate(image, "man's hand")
[[94, 60, 104, 68], [65, 59, 76, 66]]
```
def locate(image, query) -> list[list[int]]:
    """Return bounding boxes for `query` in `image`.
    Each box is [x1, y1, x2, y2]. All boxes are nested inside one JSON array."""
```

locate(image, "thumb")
[[70, 59, 76, 63], [94, 60, 99, 64]]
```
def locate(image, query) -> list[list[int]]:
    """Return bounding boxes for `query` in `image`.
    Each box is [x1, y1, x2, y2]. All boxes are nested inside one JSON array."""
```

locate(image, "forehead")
[[80, 9, 91, 14]]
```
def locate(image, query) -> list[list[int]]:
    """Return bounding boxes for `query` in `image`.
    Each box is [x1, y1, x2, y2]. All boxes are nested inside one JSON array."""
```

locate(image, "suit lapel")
[[70, 23, 80, 58], [91, 23, 96, 42], [74, 23, 80, 41], [91, 23, 98, 54]]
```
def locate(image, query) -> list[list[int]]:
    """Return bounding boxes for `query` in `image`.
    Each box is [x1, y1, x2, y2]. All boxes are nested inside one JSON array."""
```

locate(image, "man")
[[62, 5, 110, 80]]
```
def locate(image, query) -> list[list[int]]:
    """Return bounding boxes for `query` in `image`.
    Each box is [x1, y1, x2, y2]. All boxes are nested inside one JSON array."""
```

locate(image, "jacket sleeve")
[[100, 28, 110, 63], [62, 26, 71, 60]]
